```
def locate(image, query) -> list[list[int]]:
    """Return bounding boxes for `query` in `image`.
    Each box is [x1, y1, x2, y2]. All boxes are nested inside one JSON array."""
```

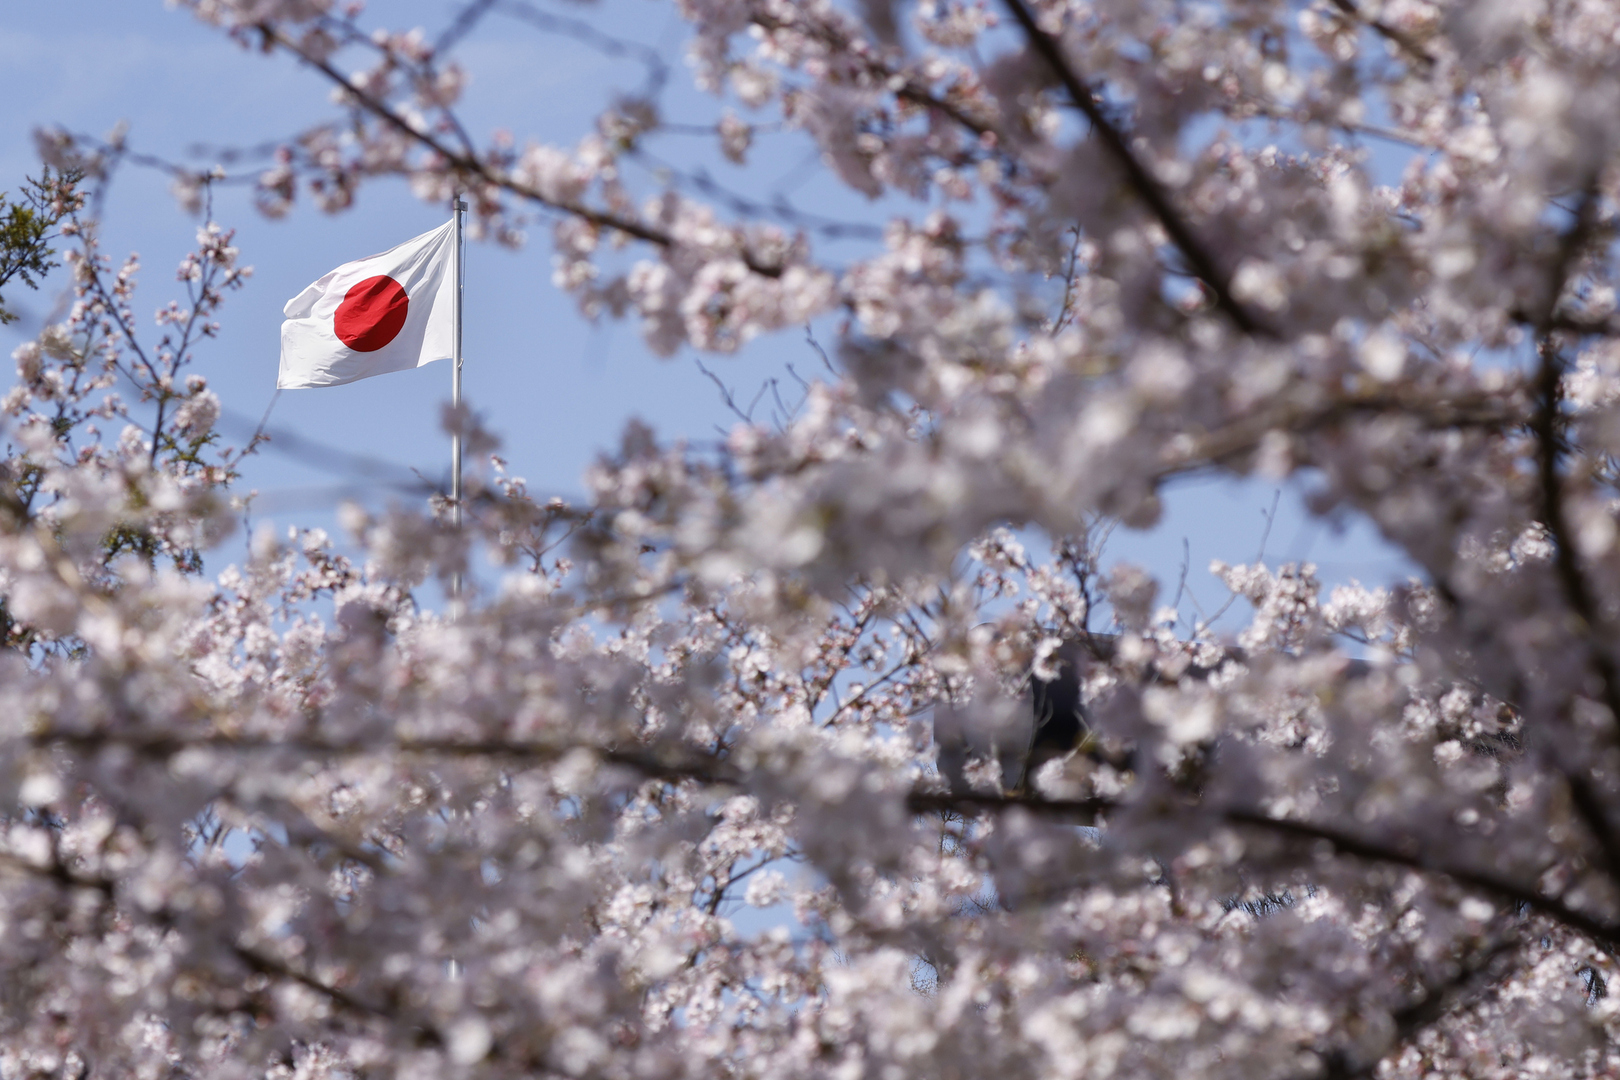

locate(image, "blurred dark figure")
[[1018, 645, 1091, 791], [934, 641, 1095, 796], [935, 635, 1373, 799]]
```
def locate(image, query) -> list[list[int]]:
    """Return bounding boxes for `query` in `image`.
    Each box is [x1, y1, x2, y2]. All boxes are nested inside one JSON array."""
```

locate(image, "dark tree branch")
[[910, 789, 1620, 966], [1156, 386, 1525, 480], [1543, 311, 1620, 337], [998, 0, 1271, 337], [745, 11, 995, 139], [628, 148, 885, 241], [1224, 808, 1620, 953], [232, 944, 415, 1034], [6, 844, 457, 1048], [1529, 191, 1620, 736], [40, 729, 742, 788], [1567, 770, 1620, 879], [434, 0, 500, 56], [499, 1, 669, 99], [1317, 935, 1521, 1080], [908, 789, 1108, 821], [1, 849, 399, 1025], [1326, 0, 1437, 70], [1537, 187, 1604, 331], [254, 23, 787, 279]]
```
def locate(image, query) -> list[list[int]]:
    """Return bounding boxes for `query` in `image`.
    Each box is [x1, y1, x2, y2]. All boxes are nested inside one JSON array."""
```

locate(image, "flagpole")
[[451, 196, 466, 600]]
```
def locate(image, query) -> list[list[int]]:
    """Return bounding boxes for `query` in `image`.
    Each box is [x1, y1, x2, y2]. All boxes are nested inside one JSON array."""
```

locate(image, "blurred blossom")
[[6, 1, 1620, 1077]]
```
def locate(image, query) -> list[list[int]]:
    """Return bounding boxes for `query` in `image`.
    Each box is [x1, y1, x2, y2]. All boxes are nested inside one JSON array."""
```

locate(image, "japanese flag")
[[278, 220, 456, 389]]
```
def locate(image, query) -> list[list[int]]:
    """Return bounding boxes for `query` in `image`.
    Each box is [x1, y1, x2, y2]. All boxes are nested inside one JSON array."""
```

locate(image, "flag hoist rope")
[[451, 196, 466, 599]]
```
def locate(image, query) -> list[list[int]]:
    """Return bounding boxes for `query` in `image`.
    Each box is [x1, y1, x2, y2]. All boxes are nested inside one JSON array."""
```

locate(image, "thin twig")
[[804, 323, 837, 375], [694, 357, 754, 424], [1170, 536, 1191, 613], [1256, 488, 1282, 563]]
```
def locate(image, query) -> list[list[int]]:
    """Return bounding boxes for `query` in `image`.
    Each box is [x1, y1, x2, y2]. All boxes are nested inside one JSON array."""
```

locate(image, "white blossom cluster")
[[13, 0, 1620, 1077]]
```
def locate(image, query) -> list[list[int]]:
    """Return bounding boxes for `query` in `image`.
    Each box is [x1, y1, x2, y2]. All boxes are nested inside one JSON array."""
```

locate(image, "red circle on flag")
[[334, 275, 410, 352]]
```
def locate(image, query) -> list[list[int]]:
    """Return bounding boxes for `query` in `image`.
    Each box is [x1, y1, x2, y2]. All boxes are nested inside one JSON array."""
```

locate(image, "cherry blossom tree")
[[10, 0, 1620, 1077]]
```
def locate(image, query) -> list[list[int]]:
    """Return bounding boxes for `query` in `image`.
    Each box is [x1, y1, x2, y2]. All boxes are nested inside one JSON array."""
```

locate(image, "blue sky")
[[0, 0, 1411, 618]]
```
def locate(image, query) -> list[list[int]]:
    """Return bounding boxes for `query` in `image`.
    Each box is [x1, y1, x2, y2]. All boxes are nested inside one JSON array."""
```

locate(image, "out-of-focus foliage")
[[0, 167, 77, 325], [9, 1, 1620, 1079]]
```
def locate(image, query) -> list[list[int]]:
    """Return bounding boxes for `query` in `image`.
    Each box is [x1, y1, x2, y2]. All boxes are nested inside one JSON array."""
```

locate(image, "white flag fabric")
[[278, 220, 456, 389]]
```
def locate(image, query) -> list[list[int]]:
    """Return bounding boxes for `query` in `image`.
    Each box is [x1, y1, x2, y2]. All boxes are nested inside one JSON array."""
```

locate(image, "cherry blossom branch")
[[1527, 186, 1620, 736], [0, 845, 424, 1039], [230, 943, 417, 1037], [1316, 935, 1522, 1080], [40, 730, 742, 787], [906, 790, 1108, 821], [823, 652, 927, 727], [0, 847, 114, 899], [626, 147, 886, 241], [745, 10, 994, 139], [51, 726, 1121, 823], [1326, 0, 1437, 70], [1157, 386, 1525, 479], [998, 0, 1271, 336], [253, 22, 790, 279], [1223, 808, 1620, 953], [906, 789, 1620, 955]]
